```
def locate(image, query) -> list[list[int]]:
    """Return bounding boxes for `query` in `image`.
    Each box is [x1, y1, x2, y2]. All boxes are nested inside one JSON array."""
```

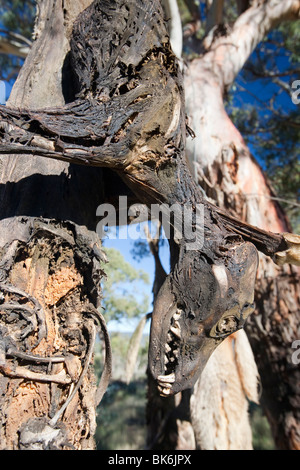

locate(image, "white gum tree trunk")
[[184, 0, 300, 449]]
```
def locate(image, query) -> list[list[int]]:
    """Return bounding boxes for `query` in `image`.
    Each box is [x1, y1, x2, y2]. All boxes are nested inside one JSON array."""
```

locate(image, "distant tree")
[[0, 0, 35, 84], [146, 0, 300, 450], [226, 20, 300, 231], [102, 247, 150, 324]]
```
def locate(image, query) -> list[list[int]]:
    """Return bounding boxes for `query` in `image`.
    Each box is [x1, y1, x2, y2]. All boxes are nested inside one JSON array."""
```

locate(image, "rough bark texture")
[[0, 220, 106, 450], [0, 0, 272, 399], [0, 0, 110, 450], [0, 0, 295, 399]]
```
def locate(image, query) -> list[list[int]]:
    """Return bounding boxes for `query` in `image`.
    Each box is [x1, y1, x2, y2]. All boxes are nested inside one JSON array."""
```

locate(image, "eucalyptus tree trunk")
[[184, 0, 300, 450], [0, 0, 110, 450], [146, 0, 300, 451]]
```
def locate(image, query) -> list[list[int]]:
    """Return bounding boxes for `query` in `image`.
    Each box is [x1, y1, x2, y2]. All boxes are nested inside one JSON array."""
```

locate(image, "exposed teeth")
[[159, 310, 182, 393], [157, 372, 175, 393], [158, 373, 175, 383], [158, 385, 172, 396], [170, 326, 181, 339], [161, 382, 173, 389], [173, 310, 182, 321]]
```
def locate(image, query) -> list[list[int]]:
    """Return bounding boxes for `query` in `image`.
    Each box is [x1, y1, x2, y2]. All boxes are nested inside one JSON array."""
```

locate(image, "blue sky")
[[102, 224, 170, 334], [0, 79, 5, 104]]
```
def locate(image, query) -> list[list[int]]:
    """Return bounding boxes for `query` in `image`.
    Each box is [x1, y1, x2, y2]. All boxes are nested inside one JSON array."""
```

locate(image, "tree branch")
[[0, 0, 299, 398], [0, 30, 31, 58], [184, 0, 202, 22], [236, 0, 250, 15], [203, 0, 300, 90], [245, 64, 300, 79]]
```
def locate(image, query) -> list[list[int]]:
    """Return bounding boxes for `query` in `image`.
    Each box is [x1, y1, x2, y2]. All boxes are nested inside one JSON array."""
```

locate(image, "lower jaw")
[[157, 371, 176, 396], [157, 385, 173, 396]]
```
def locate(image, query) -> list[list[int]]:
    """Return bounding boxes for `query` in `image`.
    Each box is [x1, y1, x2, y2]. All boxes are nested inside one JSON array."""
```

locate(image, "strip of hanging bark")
[[0, 0, 298, 396]]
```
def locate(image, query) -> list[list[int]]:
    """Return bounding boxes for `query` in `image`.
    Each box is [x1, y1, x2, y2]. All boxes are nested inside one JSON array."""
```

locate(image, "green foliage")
[[94, 331, 149, 450], [130, 227, 168, 263], [0, 0, 35, 38], [228, 102, 300, 230], [226, 21, 300, 232], [177, 0, 193, 26], [101, 247, 150, 323], [277, 21, 300, 65], [1, 0, 299, 451], [249, 404, 275, 450], [95, 379, 147, 450], [181, 2, 300, 231]]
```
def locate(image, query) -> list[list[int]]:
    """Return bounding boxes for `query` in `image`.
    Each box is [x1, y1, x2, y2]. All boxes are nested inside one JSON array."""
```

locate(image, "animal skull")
[[149, 240, 258, 396]]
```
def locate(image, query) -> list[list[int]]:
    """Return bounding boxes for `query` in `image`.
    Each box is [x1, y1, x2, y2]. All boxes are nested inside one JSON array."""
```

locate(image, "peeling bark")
[[0, 220, 106, 449], [201, 0, 300, 89]]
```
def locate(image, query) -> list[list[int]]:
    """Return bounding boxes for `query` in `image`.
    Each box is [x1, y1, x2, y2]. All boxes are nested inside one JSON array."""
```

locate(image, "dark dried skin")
[[149, 238, 258, 395], [0, 0, 291, 395]]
